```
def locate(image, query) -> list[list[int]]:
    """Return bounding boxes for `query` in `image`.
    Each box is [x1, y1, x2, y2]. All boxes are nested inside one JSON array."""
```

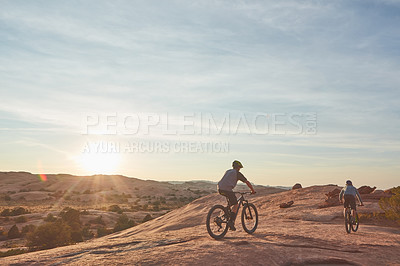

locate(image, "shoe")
[[228, 220, 236, 231]]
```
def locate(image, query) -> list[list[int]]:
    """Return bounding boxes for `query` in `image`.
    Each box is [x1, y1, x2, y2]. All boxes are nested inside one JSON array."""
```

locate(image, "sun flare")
[[76, 152, 121, 174]]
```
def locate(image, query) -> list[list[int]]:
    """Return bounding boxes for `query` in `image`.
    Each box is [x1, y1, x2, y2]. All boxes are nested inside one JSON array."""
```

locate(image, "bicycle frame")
[[225, 192, 251, 215]]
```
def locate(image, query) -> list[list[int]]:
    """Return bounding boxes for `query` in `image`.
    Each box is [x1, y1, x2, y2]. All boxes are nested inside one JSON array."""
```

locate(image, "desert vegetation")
[[0, 172, 215, 257]]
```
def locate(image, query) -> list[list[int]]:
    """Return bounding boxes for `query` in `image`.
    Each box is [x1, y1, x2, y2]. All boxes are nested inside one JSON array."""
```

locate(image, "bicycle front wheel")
[[351, 213, 359, 232], [241, 203, 258, 234], [206, 205, 229, 240]]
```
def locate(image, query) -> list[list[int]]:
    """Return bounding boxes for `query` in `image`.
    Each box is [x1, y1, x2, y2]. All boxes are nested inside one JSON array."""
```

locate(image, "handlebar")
[[234, 191, 254, 195]]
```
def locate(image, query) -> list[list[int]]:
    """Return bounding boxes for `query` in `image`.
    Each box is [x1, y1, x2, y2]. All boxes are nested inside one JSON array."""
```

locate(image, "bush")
[[60, 207, 81, 227], [113, 214, 135, 232], [71, 231, 83, 242], [379, 186, 400, 224], [15, 216, 27, 223], [27, 220, 72, 250], [109, 205, 123, 214], [97, 227, 112, 237], [0, 249, 26, 258], [1, 207, 30, 217], [82, 226, 94, 239], [8, 224, 21, 239], [142, 214, 153, 223], [80, 209, 90, 215], [90, 215, 105, 225], [44, 213, 57, 222], [21, 224, 36, 236], [12, 207, 30, 216], [1, 209, 10, 216], [4, 195, 11, 201]]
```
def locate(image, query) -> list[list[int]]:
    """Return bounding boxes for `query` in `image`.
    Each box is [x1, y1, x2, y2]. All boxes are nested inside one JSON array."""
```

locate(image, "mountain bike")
[[344, 204, 362, 233], [206, 192, 258, 240]]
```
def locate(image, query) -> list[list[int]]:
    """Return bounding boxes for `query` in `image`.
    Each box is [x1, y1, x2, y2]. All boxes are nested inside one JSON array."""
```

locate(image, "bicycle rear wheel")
[[206, 205, 229, 239], [351, 213, 359, 232], [241, 203, 258, 234], [345, 209, 351, 234]]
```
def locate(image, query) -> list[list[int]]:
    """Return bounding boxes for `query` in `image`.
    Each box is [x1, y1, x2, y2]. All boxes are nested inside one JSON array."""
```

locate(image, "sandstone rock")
[[362, 190, 392, 200], [280, 201, 294, 208], [319, 188, 341, 208], [318, 196, 341, 208], [325, 188, 341, 199], [384, 188, 395, 195], [292, 183, 302, 190], [358, 186, 376, 194]]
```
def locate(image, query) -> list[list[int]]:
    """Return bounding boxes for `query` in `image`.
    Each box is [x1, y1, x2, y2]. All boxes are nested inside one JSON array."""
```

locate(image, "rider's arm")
[[355, 189, 363, 205], [339, 189, 344, 202], [237, 172, 256, 194], [245, 181, 256, 194]]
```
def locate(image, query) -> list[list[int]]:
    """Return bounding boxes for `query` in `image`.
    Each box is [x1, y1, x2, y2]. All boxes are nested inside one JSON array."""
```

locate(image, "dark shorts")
[[218, 189, 237, 207], [344, 194, 356, 210]]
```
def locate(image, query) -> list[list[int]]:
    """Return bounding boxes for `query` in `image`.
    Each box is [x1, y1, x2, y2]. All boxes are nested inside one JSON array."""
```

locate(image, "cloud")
[[0, 1, 399, 186]]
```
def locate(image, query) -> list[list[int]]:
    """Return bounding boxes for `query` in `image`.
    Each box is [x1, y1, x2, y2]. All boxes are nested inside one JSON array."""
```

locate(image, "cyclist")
[[339, 180, 364, 223], [217, 160, 256, 231]]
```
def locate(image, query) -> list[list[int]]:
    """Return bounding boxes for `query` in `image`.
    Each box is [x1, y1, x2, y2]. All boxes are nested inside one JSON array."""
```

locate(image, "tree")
[[97, 227, 112, 237], [27, 220, 72, 250], [7, 225, 21, 239], [113, 214, 135, 232], [60, 208, 81, 227]]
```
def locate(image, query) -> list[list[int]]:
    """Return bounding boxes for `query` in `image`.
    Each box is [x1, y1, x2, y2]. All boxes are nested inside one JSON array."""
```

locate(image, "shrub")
[[90, 215, 105, 225], [113, 214, 135, 232], [7, 224, 21, 239], [97, 227, 112, 237], [379, 186, 400, 224], [15, 216, 27, 223], [1, 207, 30, 217], [109, 205, 123, 213], [1, 209, 10, 216], [27, 220, 72, 250], [80, 209, 90, 215], [142, 214, 153, 223], [11, 207, 30, 216], [82, 226, 94, 239], [60, 207, 81, 227], [0, 249, 26, 258], [44, 213, 57, 222], [21, 224, 36, 236], [71, 231, 83, 242]]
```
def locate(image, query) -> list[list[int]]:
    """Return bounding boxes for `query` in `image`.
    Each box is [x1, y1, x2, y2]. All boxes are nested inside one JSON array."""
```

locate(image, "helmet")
[[232, 160, 243, 168], [346, 180, 352, 185]]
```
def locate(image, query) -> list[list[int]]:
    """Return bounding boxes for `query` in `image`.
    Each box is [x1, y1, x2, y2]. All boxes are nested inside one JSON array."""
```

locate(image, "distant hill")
[[0, 171, 279, 203]]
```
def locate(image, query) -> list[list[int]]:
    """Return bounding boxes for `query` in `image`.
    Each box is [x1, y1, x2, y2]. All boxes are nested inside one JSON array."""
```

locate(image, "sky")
[[1, 0, 399, 189]]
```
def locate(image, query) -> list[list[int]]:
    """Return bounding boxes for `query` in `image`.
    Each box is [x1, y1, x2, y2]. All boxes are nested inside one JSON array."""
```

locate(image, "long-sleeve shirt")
[[339, 185, 363, 204]]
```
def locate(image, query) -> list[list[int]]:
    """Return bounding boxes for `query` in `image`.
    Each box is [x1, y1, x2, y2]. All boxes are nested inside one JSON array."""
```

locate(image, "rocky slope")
[[2, 185, 399, 265]]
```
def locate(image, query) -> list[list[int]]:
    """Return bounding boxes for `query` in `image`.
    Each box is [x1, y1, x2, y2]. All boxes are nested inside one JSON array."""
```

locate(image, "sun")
[[76, 152, 121, 175]]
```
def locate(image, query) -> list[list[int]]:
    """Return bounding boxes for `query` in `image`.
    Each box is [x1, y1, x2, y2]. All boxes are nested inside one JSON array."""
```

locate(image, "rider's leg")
[[231, 204, 239, 219]]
